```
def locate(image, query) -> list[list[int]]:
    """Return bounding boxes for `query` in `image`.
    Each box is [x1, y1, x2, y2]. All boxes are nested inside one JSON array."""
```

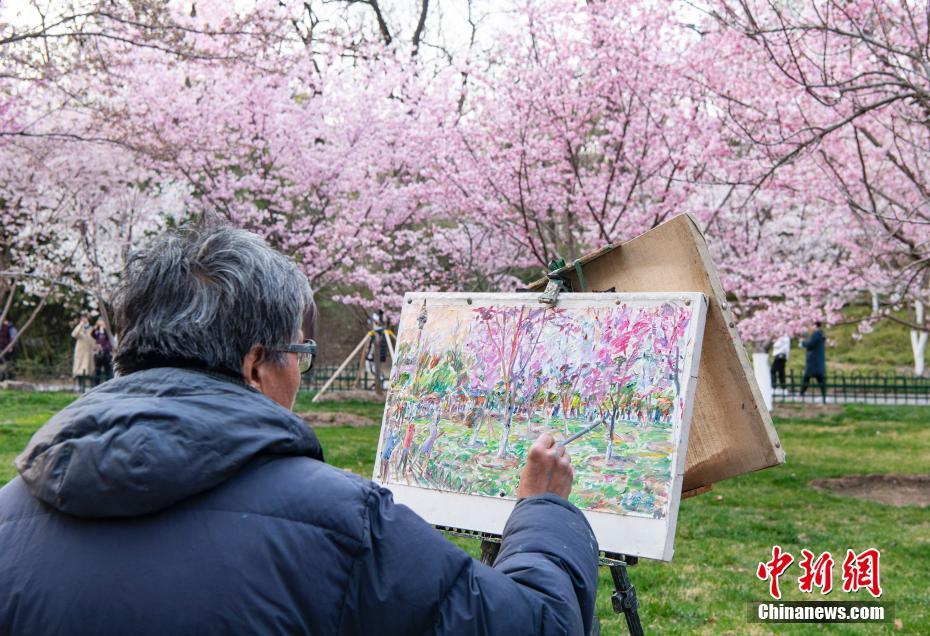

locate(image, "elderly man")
[[0, 223, 598, 635]]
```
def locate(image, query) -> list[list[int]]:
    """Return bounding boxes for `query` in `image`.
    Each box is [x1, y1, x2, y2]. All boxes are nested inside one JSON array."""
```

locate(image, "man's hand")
[[516, 433, 573, 500]]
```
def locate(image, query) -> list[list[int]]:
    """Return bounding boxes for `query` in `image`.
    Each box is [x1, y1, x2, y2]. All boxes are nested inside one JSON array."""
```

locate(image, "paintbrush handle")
[[557, 420, 603, 447]]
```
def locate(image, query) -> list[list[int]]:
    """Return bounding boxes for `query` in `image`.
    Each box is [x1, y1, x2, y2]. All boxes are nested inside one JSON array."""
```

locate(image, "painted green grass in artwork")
[[381, 413, 675, 517]]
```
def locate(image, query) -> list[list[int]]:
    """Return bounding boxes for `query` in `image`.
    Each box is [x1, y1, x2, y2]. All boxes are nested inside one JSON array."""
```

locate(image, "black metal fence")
[[1, 363, 385, 395], [299, 364, 385, 393], [5, 362, 930, 406], [0, 359, 71, 382], [773, 369, 930, 405]]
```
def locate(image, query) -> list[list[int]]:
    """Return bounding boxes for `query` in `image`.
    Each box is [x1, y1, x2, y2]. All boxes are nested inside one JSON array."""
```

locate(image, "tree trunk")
[[496, 400, 514, 457], [871, 289, 880, 316], [472, 392, 494, 444], [421, 404, 442, 458], [470, 411, 483, 445], [606, 409, 617, 462], [910, 300, 927, 376]]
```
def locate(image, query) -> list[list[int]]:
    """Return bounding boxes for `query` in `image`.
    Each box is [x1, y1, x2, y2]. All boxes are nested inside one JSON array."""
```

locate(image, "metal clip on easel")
[[539, 257, 587, 305]]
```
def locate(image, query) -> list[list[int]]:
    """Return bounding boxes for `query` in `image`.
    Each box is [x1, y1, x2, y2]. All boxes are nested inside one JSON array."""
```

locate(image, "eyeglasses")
[[274, 339, 317, 374]]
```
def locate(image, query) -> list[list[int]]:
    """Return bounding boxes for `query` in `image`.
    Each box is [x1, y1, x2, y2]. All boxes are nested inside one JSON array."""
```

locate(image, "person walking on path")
[[800, 321, 827, 403], [71, 315, 96, 392], [91, 318, 114, 386], [771, 333, 790, 391]]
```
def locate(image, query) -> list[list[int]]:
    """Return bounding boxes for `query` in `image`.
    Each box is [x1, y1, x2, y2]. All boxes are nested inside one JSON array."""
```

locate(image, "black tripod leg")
[[479, 539, 501, 566], [610, 562, 643, 635]]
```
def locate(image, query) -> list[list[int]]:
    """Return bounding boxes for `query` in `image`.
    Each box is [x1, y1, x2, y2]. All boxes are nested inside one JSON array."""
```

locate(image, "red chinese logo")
[[757, 547, 882, 599], [798, 549, 834, 594], [756, 545, 794, 600], [841, 548, 882, 597]]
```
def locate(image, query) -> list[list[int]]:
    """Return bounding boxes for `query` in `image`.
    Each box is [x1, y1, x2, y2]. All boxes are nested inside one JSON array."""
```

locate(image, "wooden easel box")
[[527, 214, 785, 494]]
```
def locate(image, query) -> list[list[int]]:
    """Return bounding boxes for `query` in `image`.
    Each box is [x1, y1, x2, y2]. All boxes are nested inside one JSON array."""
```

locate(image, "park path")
[[773, 389, 930, 406]]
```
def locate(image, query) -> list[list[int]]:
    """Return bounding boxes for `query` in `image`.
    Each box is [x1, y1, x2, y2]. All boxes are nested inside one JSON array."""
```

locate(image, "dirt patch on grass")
[[311, 390, 385, 403], [299, 411, 378, 428], [810, 474, 930, 508], [774, 403, 844, 419]]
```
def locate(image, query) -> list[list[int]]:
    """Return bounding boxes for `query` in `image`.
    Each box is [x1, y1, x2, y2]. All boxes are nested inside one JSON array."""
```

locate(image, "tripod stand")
[[312, 327, 396, 402]]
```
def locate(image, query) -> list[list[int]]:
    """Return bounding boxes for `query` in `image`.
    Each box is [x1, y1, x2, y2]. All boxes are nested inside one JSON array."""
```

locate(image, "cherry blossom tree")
[[5, 0, 930, 374], [431, 0, 720, 266], [0, 0, 263, 348], [702, 0, 930, 369]]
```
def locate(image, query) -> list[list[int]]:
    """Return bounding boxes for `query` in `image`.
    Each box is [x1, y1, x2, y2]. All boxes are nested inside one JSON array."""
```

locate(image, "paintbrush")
[[557, 419, 603, 448]]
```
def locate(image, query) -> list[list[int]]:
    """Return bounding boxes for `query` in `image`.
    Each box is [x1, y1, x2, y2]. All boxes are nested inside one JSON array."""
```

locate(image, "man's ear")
[[241, 344, 268, 391]]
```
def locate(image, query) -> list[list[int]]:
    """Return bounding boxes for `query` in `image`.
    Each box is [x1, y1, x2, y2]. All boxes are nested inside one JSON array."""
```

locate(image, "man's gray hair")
[[113, 221, 313, 377]]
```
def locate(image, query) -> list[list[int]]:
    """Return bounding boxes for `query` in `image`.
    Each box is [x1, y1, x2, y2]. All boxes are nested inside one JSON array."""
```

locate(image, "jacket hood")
[[15, 367, 323, 518]]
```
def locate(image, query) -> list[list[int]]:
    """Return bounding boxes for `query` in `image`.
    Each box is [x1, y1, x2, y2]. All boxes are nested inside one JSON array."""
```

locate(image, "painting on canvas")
[[373, 292, 707, 560]]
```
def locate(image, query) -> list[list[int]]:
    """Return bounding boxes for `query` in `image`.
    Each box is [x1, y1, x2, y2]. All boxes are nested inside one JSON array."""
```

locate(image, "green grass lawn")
[[2, 391, 927, 634], [293, 392, 386, 421], [0, 391, 76, 485]]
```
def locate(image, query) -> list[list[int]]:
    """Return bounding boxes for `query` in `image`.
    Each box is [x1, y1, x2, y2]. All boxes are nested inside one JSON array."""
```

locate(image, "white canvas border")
[[372, 291, 708, 561]]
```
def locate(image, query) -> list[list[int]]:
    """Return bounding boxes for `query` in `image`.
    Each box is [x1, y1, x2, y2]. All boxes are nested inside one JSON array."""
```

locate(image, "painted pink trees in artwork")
[[510, 357, 546, 433], [651, 303, 692, 396], [581, 307, 654, 462], [545, 320, 597, 434], [469, 305, 549, 458], [465, 341, 503, 446]]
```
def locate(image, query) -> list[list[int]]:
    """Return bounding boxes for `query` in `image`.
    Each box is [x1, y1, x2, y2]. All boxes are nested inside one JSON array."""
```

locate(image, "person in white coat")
[[771, 333, 790, 390], [72, 315, 96, 392]]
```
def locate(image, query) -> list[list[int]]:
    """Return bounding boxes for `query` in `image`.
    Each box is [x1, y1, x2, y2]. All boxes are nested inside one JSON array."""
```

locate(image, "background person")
[[0, 222, 598, 636], [91, 318, 114, 386], [0, 318, 18, 381], [800, 321, 827, 403], [71, 314, 96, 392], [771, 332, 790, 390]]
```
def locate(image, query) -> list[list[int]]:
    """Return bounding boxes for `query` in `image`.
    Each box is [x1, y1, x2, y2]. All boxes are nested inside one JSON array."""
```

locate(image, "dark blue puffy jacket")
[[0, 368, 598, 635], [802, 329, 826, 376]]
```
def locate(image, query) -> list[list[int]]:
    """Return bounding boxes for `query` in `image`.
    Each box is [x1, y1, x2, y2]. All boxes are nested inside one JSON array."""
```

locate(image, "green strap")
[[573, 260, 587, 292], [546, 257, 586, 292]]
